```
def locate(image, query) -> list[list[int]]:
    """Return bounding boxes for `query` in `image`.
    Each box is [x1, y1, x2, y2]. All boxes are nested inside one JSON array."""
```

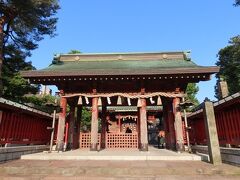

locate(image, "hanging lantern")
[[117, 96, 122, 105], [107, 97, 111, 105], [137, 98, 142, 107], [98, 97, 102, 106], [77, 96, 82, 105], [150, 97, 155, 104], [157, 96, 162, 105], [127, 98, 131, 106], [85, 96, 89, 104]]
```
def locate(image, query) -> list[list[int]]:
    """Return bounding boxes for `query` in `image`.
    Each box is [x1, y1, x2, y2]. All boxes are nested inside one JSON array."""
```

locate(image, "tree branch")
[[8, 32, 21, 48]]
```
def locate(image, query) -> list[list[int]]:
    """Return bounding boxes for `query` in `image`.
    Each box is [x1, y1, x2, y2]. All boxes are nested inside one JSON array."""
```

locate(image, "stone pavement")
[[21, 147, 201, 161], [0, 159, 240, 179]]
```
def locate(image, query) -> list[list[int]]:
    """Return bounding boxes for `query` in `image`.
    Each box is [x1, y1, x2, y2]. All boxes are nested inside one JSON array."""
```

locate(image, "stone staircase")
[[0, 159, 240, 179]]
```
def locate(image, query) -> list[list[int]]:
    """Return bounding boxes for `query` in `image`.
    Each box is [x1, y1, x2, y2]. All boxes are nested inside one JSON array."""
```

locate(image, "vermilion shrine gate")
[[22, 51, 218, 152]]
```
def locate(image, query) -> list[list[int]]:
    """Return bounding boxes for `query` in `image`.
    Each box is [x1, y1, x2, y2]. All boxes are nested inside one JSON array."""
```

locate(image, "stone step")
[[0, 164, 239, 177], [20, 148, 202, 161], [1, 160, 240, 179], [21, 154, 202, 161]]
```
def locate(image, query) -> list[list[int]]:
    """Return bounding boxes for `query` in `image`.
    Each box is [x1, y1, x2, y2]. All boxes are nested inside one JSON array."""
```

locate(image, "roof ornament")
[[118, 55, 123, 60], [184, 51, 191, 61], [162, 54, 168, 59], [75, 56, 80, 61], [52, 54, 60, 64]]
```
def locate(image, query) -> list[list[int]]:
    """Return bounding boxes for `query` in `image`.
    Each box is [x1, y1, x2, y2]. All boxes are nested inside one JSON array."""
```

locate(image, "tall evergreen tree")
[[2, 44, 38, 101], [235, 0, 240, 6], [185, 83, 199, 106], [215, 36, 240, 98], [0, 0, 60, 95]]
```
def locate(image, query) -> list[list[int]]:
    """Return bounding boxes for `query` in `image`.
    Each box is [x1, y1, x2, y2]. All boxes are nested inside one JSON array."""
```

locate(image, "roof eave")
[[21, 66, 219, 78]]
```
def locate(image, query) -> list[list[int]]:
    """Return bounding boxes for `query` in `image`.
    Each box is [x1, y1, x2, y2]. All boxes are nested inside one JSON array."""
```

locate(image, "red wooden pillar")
[[68, 105, 75, 150], [118, 116, 121, 133], [173, 97, 184, 152], [137, 108, 141, 147], [163, 98, 176, 150], [139, 98, 148, 151], [101, 104, 106, 149], [74, 105, 82, 149], [90, 97, 99, 151], [64, 122, 69, 150], [56, 94, 67, 151]]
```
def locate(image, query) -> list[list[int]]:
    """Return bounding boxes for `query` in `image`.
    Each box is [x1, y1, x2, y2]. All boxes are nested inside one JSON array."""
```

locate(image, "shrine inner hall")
[[21, 51, 219, 152]]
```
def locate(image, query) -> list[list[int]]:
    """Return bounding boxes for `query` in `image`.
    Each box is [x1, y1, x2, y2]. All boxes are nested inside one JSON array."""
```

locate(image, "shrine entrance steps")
[[1, 159, 240, 179], [21, 146, 201, 161]]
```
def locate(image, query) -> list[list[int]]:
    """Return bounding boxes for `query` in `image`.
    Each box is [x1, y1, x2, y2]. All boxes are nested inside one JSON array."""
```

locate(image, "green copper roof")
[[43, 59, 198, 72], [21, 51, 219, 77]]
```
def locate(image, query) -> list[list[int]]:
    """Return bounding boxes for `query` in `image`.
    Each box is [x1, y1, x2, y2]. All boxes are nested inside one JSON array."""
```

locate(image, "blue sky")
[[27, 1, 240, 102]]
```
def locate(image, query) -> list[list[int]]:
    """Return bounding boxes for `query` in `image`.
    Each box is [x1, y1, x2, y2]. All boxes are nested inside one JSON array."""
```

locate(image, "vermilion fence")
[[0, 98, 53, 146], [106, 133, 138, 148], [79, 132, 138, 149], [79, 133, 101, 149], [187, 92, 240, 147]]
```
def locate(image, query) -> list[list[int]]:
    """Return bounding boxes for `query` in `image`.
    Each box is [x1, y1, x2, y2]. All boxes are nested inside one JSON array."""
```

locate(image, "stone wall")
[[192, 145, 240, 165], [0, 145, 49, 162]]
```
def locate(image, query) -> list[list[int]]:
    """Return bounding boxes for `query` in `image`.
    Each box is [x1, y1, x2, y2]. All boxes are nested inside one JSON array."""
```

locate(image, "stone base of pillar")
[[176, 142, 184, 152], [101, 142, 105, 149], [139, 143, 148, 151], [90, 143, 98, 151], [166, 143, 176, 151], [56, 141, 64, 152]]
